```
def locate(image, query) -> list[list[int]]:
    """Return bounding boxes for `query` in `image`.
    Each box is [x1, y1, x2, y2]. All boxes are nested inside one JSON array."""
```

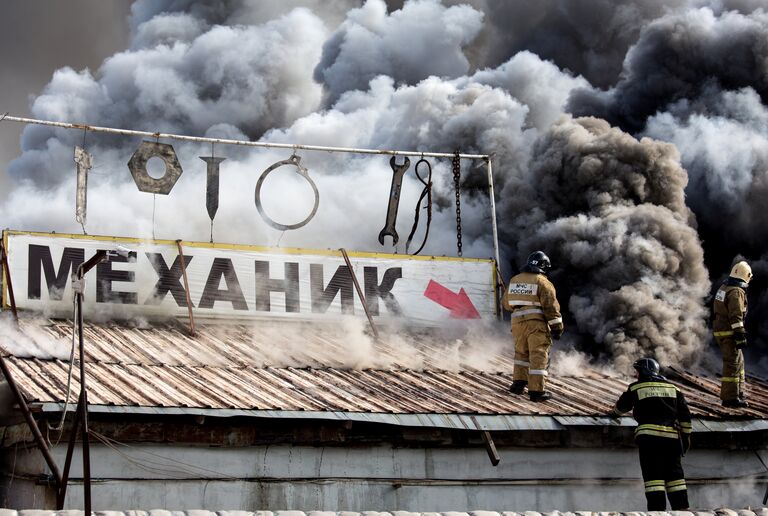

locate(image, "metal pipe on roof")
[[57, 392, 83, 509], [339, 248, 380, 341], [76, 285, 93, 515], [74, 251, 108, 515], [175, 240, 196, 337], [471, 415, 500, 466], [0, 353, 63, 486]]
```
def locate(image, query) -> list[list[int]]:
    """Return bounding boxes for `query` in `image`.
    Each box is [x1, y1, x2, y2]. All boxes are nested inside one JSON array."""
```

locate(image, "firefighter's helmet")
[[525, 251, 551, 274], [730, 261, 753, 284], [633, 357, 660, 378]]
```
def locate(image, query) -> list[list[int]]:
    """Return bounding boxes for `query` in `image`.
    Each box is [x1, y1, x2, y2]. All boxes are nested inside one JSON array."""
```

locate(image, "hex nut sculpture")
[[128, 141, 184, 195]]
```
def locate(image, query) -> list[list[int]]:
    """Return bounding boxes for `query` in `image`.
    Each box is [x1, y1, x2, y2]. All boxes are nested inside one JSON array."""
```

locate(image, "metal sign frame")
[[0, 114, 501, 269]]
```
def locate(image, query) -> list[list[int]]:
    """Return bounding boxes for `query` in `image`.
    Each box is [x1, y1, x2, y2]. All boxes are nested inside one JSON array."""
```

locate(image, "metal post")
[[175, 240, 196, 336], [339, 248, 380, 340], [494, 263, 507, 319], [75, 275, 92, 515], [0, 353, 63, 485], [73, 251, 105, 515], [57, 392, 83, 509], [485, 157, 501, 272], [0, 240, 18, 323], [485, 158, 503, 319]]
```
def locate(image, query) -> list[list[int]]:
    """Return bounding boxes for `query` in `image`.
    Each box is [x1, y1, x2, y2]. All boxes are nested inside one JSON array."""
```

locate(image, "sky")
[[0, 1, 132, 196], [2, 0, 768, 372]]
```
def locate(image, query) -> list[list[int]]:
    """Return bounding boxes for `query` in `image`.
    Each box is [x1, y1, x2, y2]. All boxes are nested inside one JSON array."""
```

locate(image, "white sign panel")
[[2, 231, 497, 324]]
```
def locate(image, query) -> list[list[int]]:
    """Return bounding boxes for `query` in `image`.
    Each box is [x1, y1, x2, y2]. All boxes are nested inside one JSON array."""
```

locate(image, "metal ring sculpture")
[[254, 154, 319, 231]]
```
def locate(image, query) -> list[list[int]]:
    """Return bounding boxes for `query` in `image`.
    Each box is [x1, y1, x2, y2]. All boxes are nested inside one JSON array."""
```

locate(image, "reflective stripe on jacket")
[[713, 283, 747, 334], [613, 379, 692, 441], [502, 271, 562, 328]]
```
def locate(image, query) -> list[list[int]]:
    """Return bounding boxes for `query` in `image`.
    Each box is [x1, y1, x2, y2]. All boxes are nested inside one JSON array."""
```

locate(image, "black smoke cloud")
[[567, 7, 768, 358], [498, 116, 709, 369], [444, 0, 766, 89], [459, 0, 689, 88], [569, 8, 768, 133]]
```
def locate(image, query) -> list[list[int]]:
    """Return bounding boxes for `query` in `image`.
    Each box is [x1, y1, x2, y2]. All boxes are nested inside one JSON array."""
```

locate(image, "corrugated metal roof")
[[2, 317, 768, 423]]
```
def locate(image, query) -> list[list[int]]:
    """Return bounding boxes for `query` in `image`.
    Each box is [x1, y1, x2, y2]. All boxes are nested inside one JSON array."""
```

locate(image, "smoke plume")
[[6, 0, 768, 373], [446, 0, 766, 88], [498, 116, 710, 370], [569, 8, 768, 133], [10, 6, 330, 187], [567, 7, 768, 357], [315, 0, 484, 106]]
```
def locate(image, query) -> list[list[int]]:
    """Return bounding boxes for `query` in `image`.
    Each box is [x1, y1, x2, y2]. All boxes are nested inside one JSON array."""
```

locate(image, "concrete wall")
[[2, 443, 767, 511]]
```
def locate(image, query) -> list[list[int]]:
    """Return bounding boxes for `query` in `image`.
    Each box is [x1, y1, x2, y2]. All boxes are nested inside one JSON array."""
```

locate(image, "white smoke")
[[314, 0, 484, 105], [129, 0, 360, 33], [644, 86, 768, 251], [0, 314, 71, 360], [10, 6, 329, 187]]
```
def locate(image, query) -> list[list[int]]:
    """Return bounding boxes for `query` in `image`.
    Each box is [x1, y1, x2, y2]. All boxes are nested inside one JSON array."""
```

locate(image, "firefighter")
[[712, 260, 753, 408], [502, 251, 563, 402], [611, 358, 692, 511]]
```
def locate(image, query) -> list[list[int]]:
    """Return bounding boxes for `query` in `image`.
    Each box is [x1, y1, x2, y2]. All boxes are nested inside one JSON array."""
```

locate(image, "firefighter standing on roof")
[[611, 358, 692, 511], [502, 251, 563, 402], [712, 260, 753, 408]]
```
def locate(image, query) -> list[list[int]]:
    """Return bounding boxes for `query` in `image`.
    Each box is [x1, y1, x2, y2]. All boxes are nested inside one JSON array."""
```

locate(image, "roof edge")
[[35, 404, 768, 432]]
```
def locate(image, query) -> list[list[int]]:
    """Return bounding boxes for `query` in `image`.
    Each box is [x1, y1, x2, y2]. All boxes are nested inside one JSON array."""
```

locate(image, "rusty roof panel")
[[1, 318, 767, 420], [5, 356, 763, 419]]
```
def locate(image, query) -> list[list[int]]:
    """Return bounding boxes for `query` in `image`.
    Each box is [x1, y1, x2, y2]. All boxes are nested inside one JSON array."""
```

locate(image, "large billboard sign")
[[1, 231, 497, 324]]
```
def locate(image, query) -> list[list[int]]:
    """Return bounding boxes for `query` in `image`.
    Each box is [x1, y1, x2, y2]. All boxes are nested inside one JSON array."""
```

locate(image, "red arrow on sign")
[[423, 279, 481, 319]]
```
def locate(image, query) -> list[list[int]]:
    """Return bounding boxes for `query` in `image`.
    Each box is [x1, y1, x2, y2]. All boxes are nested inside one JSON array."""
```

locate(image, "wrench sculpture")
[[378, 156, 411, 246]]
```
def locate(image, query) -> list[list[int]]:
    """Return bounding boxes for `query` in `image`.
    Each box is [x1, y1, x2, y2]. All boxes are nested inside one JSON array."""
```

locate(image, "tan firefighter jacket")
[[712, 280, 748, 336], [502, 271, 563, 329]]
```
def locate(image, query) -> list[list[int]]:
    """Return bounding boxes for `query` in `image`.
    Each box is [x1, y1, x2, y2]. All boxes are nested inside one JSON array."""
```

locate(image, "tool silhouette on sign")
[[378, 156, 410, 246], [128, 141, 184, 195]]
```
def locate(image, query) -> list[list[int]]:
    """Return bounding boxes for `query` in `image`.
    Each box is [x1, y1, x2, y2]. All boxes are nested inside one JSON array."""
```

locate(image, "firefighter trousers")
[[715, 335, 745, 401], [511, 319, 551, 392], [636, 435, 689, 511]]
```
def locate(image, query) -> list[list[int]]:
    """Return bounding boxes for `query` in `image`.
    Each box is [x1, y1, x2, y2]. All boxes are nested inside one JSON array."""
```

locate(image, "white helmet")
[[730, 261, 753, 284]]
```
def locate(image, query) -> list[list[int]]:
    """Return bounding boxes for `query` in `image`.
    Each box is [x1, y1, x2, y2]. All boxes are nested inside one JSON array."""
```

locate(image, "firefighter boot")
[[509, 380, 527, 395], [722, 398, 749, 408], [529, 391, 552, 402]]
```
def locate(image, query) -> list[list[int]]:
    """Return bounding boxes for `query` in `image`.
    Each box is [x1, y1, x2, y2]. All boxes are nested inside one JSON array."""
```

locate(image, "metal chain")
[[452, 150, 462, 257]]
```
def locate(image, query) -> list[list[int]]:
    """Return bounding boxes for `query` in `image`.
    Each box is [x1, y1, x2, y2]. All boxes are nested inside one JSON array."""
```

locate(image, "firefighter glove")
[[551, 325, 563, 340], [734, 327, 748, 349]]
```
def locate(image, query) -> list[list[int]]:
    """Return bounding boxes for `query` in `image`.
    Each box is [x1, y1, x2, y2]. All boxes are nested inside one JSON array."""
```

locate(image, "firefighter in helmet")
[[502, 251, 563, 402], [712, 260, 753, 408], [611, 358, 692, 511]]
